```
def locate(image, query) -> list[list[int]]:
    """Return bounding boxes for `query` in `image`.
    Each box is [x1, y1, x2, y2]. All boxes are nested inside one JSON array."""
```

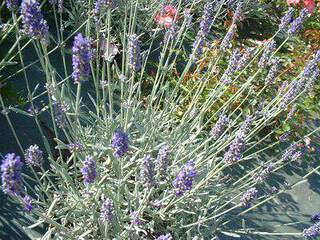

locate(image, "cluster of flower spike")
[[6, 0, 19, 11], [279, 51, 320, 109], [128, 34, 142, 72], [288, 8, 309, 35], [210, 114, 229, 139], [240, 187, 258, 207], [72, 33, 92, 83], [142, 155, 156, 189], [192, 2, 214, 59], [81, 156, 97, 185], [1, 153, 23, 195], [111, 127, 129, 158], [173, 160, 197, 197], [223, 116, 253, 164], [21, 0, 49, 41], [303, 222, 320, 238], [94, 0, 115, 26], [157, 145, 170, 180], [100, 198, 115, 223], [24, 144, 43, 167]]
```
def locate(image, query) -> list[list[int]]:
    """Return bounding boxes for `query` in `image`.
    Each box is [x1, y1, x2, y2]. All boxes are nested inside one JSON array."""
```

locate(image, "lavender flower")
[[311, 213, 320, 223], [142, 155, 156, 188], [281, 144, 300, 162], [23, 195, 33, 212], [27, 105, 39, 116], [157, 145, 170, 180], [270, 186, 278, 195], [288, 8, 309, 35], [210, 114, 229, 139], [306, 66, 319, 93], [81, 156, 97, 185], [221, 48, 241, 85], [164, 24, 179, 42], [232, 2, 243, 23], [100, 198, 114, 223], [265, 58, 281, 86], [286, 104, 297, 120], [52, 101, 69, 128], [184, 9, 192, 28], [94, 0, 115, 25], [173, 160, 197, 197], [240, 187, 258, 207], [156, 233, 173, 240], [258, 40, 276, 68], [279, 7, 295, 31], [132, 211, 142, 225], [279, 131, 290, 143], [191, 2, 214, 60], [111, 127, 129, 158], [72, 33, 92, 83], [303, 223, 320, 238], [21, 0, 49, 41], [6, 0, 19, 11], [220, 24, 237, 52], [1, 153, 23, 195], [223, 116, 252, 164], [254, 163, 274, 183], [24, 144, 43, 167], [191, 36, 206, 60], [128, 34, 141, 72], [199, 2, 214, 37], [237, 47, 254, 71], [67, 142, 84, 153]]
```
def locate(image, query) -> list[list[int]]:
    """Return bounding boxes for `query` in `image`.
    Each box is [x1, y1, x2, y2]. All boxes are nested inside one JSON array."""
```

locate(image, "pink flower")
[[287, 0, 316, 13], [303, 0, 316, 13], [155, 5, 178, 28]]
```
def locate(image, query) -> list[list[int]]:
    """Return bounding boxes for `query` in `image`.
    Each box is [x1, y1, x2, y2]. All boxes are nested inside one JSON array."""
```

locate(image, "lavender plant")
[[0, 1, 320, 239]]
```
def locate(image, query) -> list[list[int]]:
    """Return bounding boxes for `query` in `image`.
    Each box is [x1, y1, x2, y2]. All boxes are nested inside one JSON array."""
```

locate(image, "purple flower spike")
[[67, 141, 84, 153], [142, 155, 156, 188], [132, 211, 142, 225], [100, 198, 114, 223], [240, 187, 258, 207], [157, 145, 170, 180], [72, 33, 92, 84], [6, 0, 19, 11], [128, 34, 142, 72], [81, 156, 97, 185], [173, 160, 197, 197], [94, 0, 115, 26], [311, 213, 320, 223], [25, 144, 43, 167], [258, 40, 276, 68], [21, 0, 49, 42], [303, 223, 320, 238], [111, 127, 129, 158], [220, 24, 237, 52], [279, 7, 295, 31], [1, 153, 24, 195], [288, 8, 309, 35], [156, 233, 173, 240], [23, 195, 33, 212], [210, 114, 229, 139], [223, 116, 253, 164], [221, 48, 242, 85]]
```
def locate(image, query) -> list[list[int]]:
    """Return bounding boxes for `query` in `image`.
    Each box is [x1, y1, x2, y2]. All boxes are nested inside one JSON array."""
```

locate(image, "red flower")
[[287, 0, 316, 13], [155, 5, 178, 28]]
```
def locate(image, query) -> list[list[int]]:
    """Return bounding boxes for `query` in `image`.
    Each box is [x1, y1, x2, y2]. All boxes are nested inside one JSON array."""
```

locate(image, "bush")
[[1, 0, 320, 239]]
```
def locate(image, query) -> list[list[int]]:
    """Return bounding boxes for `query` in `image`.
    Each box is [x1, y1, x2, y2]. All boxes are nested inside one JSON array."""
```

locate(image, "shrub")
[[0, 0, 319, 239]]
